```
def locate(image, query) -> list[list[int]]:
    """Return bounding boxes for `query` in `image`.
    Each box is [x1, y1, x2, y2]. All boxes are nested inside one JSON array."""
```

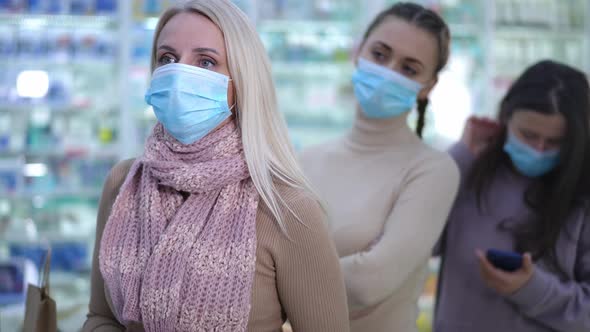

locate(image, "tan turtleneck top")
[[300, 112, 460, 332], [82, 159, 350, 332]]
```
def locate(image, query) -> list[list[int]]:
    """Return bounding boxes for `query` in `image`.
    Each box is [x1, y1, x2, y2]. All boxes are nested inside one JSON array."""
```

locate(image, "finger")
[[476, 250, 512, 281], [488, 120, 501, 128], [475, 250, 496, 279], [475, 249, 486, 262], [475, 250, 488, 270], [475, 250, 495, 272], [476, 254, 493, 284], [480, 119, 501, 130], [481, 118, 498, 125], [473, 119, 491, 129], [522, 252, 534, 272], [476, 259, 505, 292]]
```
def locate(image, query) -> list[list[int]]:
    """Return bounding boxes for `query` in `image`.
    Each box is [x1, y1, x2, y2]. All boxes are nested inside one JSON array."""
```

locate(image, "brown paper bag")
[[22, 248, 57, 332]]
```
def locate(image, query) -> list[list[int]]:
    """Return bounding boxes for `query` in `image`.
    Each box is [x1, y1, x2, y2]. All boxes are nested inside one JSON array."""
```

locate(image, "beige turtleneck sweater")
[[82, 159, 349, 332], [300, 112, 460, 332]]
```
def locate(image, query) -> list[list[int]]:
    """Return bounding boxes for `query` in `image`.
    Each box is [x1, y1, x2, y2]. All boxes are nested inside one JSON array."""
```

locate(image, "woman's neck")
[[345, 106, 418, 151]]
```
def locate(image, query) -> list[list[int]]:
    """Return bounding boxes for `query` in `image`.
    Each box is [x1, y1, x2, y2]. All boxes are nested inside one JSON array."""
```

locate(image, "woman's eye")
[[371, 50, 386, 62], [158, 54, 176, 65], [199, 59, 215, 68], [403, 65, 417, 76]]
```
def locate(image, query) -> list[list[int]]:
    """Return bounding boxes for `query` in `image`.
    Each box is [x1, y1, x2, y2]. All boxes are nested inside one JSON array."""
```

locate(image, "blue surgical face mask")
[[352, 58, 423, 119], [503, 131, 560, 178], [145, 63, 233, 145]]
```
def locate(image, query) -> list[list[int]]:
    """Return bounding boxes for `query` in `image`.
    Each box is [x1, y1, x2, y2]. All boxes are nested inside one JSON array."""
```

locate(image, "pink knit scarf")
[[99, 121, 259, 332]]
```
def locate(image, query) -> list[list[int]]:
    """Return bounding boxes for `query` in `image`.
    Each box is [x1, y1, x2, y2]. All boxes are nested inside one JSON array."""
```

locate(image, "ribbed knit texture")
[[99, 121, 259, 332], [83, 134, 350, 332], [300, 111, 460, 332]]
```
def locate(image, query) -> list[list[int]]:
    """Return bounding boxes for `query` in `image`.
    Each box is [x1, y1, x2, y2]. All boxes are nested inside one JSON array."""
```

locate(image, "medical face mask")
[[503, 131, 560, 177], [145, 63, 233, 145], [352, 58, 422, 119]]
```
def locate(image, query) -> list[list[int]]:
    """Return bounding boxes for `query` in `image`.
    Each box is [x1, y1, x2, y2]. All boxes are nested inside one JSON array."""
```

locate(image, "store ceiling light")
[[24, 163, 48, 177], [17, 70, 49, 99]]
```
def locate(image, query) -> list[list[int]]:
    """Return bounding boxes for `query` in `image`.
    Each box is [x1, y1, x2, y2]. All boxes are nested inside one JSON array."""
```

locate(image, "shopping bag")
[[22, 248, 57, 332]]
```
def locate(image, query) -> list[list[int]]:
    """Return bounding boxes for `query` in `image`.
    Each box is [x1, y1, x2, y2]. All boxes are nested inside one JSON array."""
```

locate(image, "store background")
[[0, 0, 588, 331]]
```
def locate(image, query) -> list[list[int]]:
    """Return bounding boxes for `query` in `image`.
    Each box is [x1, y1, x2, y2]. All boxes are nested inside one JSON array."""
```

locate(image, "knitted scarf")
[[99, 121, 259, 332]]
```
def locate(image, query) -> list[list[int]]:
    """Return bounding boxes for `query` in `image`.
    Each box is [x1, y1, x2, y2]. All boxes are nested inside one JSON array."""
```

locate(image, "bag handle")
[[39, 246, 52, 294]]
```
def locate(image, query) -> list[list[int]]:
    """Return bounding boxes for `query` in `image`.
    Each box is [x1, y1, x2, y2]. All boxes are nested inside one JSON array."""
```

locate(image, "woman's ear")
[[418, 77, 438, 100]]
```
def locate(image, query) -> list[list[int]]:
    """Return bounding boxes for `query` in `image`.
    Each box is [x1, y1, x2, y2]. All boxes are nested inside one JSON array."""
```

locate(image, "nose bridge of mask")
[[507, 132, 559, 159], [357, 58, 423, 93], [150, 64, 229, 102]]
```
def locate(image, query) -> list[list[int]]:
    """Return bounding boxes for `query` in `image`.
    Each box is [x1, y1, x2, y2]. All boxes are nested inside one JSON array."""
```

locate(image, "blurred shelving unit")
[[487, 0, 590, 114], [0, 2, 121, 331]]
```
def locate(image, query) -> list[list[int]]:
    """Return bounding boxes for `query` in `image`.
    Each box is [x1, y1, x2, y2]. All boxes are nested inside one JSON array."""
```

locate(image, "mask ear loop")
[[227, 78, 239, 123]]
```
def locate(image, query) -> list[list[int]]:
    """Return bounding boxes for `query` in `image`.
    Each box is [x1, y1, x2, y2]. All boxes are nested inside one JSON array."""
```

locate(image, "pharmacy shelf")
[[258, 19, 357, 33], [1, 147, 118, 159], [494, 26, 587, 38], [0, 13, 117, 29], [449, 23, 482, 38], [0, 103, 108, 114], [272, 62, 353, 77], [1, 188, 102, 200], [419, 295, 435, 311], [0, 60, 116, 68]]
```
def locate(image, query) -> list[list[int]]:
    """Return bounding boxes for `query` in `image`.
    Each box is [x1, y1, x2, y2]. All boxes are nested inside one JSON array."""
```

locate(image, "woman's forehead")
[[157, 12, 226, 55], [511, 110, 566, 138], [365, 17, 438, 71]]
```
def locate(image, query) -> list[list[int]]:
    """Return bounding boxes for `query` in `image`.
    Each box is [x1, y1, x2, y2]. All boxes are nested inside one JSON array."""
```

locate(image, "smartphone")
[[486, 249, 523, 272]]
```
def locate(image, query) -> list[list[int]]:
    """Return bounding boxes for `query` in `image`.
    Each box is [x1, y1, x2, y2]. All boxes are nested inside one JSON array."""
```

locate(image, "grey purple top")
[[434, 143, 590, 332]]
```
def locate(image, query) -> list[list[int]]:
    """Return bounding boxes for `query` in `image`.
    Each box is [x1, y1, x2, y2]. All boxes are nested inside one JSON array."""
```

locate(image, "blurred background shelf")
[[0, 13, 117, 29], [1, 188, 102, 200]]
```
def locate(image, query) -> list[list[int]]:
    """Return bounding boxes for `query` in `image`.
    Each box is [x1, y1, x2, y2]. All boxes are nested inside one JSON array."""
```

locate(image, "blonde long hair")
[[150, 0, 320, 230]]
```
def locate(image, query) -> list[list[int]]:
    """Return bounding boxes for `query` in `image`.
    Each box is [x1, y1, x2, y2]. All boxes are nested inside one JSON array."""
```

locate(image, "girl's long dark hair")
[[468, 60, 590, 277]]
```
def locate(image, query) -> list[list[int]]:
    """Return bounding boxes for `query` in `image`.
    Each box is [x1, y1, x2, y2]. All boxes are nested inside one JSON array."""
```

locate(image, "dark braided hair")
[[416, 98, 429, 137], [361, 2, 451, 138]]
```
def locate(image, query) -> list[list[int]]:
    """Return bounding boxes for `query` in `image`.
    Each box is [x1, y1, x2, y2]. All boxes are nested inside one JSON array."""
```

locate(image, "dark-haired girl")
[[300, 3, 459, 331], [434, 60, 590, 332]]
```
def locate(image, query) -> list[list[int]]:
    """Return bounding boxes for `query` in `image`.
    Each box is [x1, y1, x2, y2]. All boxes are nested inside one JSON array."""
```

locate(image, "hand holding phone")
[[486, 249, 523, 272]]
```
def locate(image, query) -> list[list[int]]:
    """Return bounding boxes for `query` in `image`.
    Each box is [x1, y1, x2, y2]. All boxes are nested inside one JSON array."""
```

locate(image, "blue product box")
[[94, 0, 116, 13], [0, 0, 24, 12], [69, 0, 92, 14], [26, 0, 45, 13], [46, 0, 64, 14], [0, 170, 18, 192]]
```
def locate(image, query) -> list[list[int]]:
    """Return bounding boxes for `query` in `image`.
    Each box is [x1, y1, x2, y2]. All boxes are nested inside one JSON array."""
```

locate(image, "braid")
[[416, 98, 428, 138]]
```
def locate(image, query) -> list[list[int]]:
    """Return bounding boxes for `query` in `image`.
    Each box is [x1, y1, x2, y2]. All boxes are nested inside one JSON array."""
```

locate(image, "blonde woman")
[[81, 1, 349, 331]]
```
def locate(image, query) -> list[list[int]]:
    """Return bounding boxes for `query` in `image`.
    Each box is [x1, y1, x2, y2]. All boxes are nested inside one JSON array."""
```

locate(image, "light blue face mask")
[[145, 63, 232, 145], [503, 131, 560, 178], [352, 58, 423, 119]]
